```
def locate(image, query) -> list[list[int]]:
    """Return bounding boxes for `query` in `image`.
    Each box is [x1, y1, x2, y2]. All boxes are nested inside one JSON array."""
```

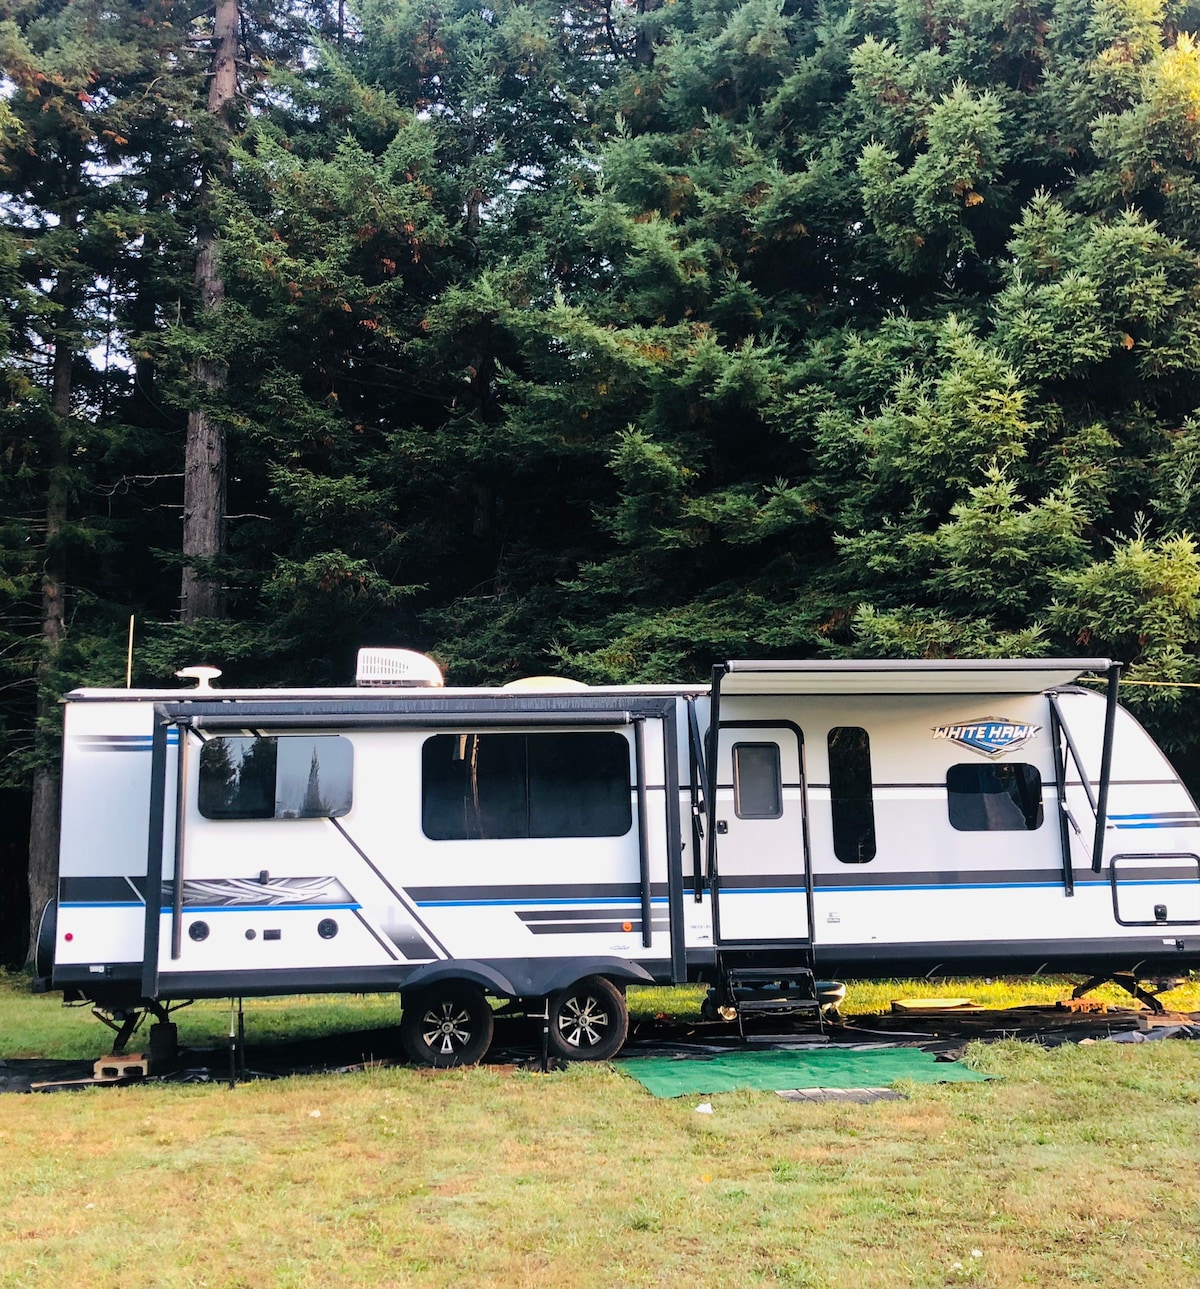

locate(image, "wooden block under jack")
[[1137, 1011, 1192, 1031], [94, 1052, 150, 1081], [890, 998, 980, 1013], [1056, 998, 1109, 1013]]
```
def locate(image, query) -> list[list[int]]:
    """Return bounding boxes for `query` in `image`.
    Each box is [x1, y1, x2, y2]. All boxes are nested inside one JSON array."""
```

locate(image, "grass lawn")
[[0, 974, 1196, 1288]]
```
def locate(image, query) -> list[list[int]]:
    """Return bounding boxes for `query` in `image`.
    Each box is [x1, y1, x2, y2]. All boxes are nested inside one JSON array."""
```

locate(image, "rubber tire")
[[546, 976, 629, 1062], [400, 983, 495, 1068]]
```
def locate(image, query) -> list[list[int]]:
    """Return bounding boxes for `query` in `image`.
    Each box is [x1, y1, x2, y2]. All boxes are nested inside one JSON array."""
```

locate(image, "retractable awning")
[[717, 658, 1114, 696]]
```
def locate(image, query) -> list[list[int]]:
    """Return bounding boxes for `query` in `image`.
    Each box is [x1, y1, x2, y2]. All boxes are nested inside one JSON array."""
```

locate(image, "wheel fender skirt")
[[400, 960, 518, 999], [401, 957, 656, 1000], [499, 956, 656, 997], [404, 953, 652, 1000]]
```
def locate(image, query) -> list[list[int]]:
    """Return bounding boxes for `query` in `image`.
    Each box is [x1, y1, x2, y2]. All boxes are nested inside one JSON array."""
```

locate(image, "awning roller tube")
[[187, 710, 636, 732]]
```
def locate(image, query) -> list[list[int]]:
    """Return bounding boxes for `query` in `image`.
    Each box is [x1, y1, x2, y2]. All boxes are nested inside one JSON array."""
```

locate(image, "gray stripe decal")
[[526, 920, 669, 936], [813, 868, 1087, 889], [518, 907, 643, 922], [410, 882, 671, 903]]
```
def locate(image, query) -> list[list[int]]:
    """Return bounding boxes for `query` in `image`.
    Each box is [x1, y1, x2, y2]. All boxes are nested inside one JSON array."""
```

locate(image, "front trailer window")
[[198, 736, 353, 820], [422, 731, 632, 840], [947, 762, 1043, 831]]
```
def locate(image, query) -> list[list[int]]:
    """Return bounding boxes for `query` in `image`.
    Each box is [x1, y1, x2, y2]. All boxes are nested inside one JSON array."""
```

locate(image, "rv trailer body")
[[47, 659, 1200, 1050]]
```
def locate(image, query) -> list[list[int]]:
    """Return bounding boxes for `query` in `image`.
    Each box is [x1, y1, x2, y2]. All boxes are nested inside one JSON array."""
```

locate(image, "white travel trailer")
[[39, 653, 1199, 1065]]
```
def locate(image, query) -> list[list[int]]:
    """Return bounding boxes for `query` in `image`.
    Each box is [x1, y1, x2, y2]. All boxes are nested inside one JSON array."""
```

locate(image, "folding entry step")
[[716, 948, 824, 1041]]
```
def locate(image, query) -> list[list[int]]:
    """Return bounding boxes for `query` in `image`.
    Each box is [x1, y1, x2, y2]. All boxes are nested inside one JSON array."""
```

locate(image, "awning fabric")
[[718, 658, 1113, 697]]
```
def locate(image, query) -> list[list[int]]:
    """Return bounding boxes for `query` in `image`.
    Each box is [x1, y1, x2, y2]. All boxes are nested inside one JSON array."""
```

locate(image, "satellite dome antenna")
[[176, 665, 223, 691]]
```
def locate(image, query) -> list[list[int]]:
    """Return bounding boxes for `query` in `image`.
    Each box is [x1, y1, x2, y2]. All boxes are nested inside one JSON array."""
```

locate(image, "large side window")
[[422, 732, 632, 840], [732, 743, 783, 819], [198, 736, 353, 820], [828, 726, 876, 863], [947, 763, 1043, 831]]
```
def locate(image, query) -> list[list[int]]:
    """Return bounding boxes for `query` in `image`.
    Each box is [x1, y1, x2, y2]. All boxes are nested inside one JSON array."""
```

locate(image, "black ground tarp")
[[3, 1005, 1195, 1093]]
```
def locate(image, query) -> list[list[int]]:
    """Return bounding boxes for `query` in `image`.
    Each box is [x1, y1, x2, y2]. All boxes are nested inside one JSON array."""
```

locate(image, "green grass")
[[630, 974, 1199, 1021], [1, 974, 1197, 1287]]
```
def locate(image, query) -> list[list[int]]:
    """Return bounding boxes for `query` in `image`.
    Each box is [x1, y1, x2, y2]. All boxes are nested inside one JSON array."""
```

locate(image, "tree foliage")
[[1, 0, 1199, 958]]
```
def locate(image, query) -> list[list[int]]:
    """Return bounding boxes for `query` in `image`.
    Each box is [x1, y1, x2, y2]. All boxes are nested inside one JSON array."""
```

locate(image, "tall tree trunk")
[[25, 248, 76, 966], [181, 0, 239, 622], [634, 0, 660, 66]]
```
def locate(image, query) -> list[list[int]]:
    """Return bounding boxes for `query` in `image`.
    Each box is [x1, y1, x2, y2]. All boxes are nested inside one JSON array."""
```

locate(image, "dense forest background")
[[2, 0, 1198, 963]]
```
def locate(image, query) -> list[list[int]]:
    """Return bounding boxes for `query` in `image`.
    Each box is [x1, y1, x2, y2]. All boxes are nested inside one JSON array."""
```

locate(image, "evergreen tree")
[[0, 0, 204, 958]]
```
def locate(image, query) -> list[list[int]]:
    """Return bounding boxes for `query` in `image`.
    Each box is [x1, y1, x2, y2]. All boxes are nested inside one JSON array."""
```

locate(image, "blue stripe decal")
[[74, 732, 180, 751], [1114, 821, 1200, 830], [1112, 879, 1198, 887], [416, 896, 671, 908], [61, 901, 143, 909], [156, 903, 361, 914], [816, 880, 1193, 893], [1109, 811, 1197, 819], [716, 888, 810, 896], [813, 882, 1072, 893]]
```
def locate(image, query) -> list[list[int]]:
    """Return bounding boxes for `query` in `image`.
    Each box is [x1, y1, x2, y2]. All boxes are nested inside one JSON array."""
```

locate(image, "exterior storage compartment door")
[[1110, 854, 1200, 926]]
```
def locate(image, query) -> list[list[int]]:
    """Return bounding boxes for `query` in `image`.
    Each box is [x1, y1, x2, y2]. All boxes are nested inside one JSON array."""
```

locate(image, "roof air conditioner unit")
[[355, 648, 444, 688]]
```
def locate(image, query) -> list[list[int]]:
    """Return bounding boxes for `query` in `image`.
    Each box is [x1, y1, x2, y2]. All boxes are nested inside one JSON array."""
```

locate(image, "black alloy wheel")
[[546, 975, 628, 1061], [400, 983, 495, 1068]]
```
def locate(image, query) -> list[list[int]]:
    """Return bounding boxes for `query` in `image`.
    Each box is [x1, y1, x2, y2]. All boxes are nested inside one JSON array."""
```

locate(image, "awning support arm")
[[170, 728, 190, 959], [1092, 663, 1122, 874], [633, 717, 653, 948], [685, 696, 708, 903], [704, 666, 725, 887], [1046, 698, 1074, 897]]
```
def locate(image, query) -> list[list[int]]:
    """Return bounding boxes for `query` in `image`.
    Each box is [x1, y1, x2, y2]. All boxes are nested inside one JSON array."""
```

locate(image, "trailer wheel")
[[547, 976, 628, 1061], [400, 983, 494, 1068]]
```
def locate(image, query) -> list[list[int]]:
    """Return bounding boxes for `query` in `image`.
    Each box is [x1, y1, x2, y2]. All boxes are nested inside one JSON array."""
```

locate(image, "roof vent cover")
[[356, 648, 444, 688]]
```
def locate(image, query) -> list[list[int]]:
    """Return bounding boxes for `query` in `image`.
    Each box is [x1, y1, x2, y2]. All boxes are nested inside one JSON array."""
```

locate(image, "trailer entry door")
[[711, 723, 810, 945]]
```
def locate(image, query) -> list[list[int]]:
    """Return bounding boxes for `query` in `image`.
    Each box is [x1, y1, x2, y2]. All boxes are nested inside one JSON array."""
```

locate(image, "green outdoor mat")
[[619, 1047, 990, 1097]]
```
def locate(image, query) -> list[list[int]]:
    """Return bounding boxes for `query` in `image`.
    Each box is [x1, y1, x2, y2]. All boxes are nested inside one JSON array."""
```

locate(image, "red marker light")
[[63, 932, 74, 942]]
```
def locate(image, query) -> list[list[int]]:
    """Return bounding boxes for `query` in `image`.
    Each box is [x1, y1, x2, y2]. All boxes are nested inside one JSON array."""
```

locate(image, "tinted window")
[[828, 726, 876, 863], [732, 743, 783, 819], [422, 732, 632, 840], [198, 736, 353, 820], [947, 763, 1043, 831]]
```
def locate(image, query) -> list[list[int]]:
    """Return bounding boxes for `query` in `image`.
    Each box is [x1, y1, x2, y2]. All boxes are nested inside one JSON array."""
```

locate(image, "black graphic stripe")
[[352, 909, 402, 962], [328, 818, 449, 958], [517, 907, 644, 923], [60, 876, 145, 904]]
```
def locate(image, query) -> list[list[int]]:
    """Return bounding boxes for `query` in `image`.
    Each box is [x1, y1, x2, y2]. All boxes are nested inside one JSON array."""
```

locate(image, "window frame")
[[827, 725, 877, 864], [731, 741, 784, 820], [946, 761, 1044, 832], [197, 734, 354, 821], [420, 730, 634, 841]]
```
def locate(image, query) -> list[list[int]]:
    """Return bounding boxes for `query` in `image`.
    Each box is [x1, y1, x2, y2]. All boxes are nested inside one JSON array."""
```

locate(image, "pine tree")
[[0, 0, 204, 959]]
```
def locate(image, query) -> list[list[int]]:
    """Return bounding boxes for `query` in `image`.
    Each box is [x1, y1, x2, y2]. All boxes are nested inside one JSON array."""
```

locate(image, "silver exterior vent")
[[355, 648, 444, 688]]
